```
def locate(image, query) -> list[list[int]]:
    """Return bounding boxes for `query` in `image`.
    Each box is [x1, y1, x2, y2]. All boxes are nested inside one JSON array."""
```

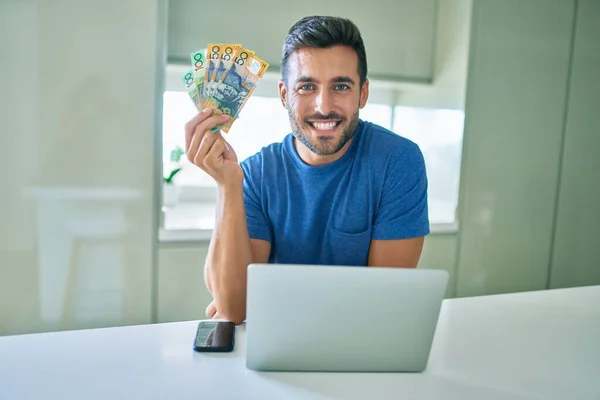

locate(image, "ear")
[[359, 78, 369, 109], [278, 80, 288, 109]]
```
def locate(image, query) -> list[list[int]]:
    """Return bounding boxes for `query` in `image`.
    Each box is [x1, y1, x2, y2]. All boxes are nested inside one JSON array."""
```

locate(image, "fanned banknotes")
[[184, 44, 269, 133]]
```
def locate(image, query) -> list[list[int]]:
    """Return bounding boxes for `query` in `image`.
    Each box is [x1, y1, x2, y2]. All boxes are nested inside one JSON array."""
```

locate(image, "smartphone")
[[193, 320, 235, 352]]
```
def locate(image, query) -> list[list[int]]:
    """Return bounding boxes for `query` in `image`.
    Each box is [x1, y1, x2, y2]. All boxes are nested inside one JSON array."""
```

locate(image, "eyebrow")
[[294, 76, 356, 85]]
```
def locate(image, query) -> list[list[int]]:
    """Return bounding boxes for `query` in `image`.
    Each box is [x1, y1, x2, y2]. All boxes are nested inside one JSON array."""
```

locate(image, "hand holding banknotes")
[[185, 108, 242, 187], [182, 44, 269, 188]]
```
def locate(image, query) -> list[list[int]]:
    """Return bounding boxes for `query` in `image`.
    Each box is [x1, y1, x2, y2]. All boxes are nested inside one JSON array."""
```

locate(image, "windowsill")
[[159, 202, 459, 243], [159, 228, 215, 242]]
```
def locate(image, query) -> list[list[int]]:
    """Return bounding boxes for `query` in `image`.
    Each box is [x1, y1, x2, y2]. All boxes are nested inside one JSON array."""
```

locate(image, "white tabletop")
[[1, 286, 599, 400]]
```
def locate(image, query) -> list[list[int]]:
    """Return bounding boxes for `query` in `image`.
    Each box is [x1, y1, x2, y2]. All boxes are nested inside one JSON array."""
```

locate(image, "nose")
[[314, 89, 334, 115]]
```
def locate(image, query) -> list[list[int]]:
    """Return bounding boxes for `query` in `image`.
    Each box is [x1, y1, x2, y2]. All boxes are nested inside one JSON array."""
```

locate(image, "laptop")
[[245, 264, 449, 372]]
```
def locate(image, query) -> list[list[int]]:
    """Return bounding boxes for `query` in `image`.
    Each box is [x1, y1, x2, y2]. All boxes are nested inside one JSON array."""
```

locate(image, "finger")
[[209, 114, 230, 134], [213, 131, 231, 153], [187, 127, 206, 165], [212, 312, 223, 320], [185, 108, 213, 153], [187, 114, 228, 164], [205, 301, 217, 318], [193, 130, 219, 167], [203, 138, 228, 171]]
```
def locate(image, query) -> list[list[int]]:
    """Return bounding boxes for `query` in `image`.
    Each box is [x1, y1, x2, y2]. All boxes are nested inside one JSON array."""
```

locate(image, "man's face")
[[279, 45, 369, 157]]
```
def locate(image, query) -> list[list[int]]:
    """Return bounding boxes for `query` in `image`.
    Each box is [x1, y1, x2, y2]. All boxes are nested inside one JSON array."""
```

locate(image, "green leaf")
[[164, 167, 182, 184], [170, 146, 185, 163]]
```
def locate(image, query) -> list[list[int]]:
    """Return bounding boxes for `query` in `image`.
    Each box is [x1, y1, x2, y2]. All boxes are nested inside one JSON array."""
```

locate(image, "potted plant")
[[163, 146, 185, 208]]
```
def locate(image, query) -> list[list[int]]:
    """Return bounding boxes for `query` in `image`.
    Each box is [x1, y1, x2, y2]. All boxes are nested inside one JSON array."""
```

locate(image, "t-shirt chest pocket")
[[325, 182, 374, 265], [329, 183, 374, 235], [327, 225, 373, 266]]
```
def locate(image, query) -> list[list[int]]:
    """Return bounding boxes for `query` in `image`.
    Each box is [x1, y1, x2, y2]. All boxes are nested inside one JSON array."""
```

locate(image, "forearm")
[[204, 184, 253, 324]]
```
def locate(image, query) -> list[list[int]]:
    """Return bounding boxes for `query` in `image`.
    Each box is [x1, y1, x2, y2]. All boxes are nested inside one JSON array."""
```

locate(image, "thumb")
[[205, 301, 217, 318]]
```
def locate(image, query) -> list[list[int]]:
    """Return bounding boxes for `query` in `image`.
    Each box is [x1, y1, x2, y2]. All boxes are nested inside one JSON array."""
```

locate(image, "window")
[[162, 93, 393, 188], [393, 107, 464, 224], [162, 91, 290, 188], [160, 65, 464, 236], [359, 103, 392, 131]]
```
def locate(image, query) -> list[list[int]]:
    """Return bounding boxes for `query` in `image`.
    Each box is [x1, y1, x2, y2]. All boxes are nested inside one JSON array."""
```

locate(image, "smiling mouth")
[[308, 120, 342, 131]]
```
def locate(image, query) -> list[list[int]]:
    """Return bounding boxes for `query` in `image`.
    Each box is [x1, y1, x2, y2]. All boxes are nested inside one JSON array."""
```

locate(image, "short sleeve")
[[372, 142, 430, 240], [241, 160, 273, 243]]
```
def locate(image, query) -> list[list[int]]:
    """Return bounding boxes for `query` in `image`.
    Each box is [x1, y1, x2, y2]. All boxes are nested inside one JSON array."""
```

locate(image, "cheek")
[[289, 95, 310, 116], [287, 92, 300, 110], [341, 95, 361, 113]]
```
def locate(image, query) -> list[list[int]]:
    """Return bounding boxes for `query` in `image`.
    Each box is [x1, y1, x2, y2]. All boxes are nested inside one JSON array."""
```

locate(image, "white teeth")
[[312, 122, 337, 131]]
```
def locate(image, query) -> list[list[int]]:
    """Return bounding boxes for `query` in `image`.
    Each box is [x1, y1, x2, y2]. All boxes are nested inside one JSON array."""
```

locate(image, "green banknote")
[[181, 69, 200, 111], [190, 48, 207, 106]]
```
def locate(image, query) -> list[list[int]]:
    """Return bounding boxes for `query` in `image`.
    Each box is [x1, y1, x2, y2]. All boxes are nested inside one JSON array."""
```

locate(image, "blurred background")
[[0, 0, 598, 336]]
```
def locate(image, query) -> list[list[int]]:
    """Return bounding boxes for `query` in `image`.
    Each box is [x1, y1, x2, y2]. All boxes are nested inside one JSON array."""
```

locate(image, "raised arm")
[[185, 109, 270, 324], [203, 186, 271, 324]]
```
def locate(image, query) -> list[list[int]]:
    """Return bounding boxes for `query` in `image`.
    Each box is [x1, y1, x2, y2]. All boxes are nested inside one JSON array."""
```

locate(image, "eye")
[[298, 84, 315, 92], [333, 84, 350, 91]]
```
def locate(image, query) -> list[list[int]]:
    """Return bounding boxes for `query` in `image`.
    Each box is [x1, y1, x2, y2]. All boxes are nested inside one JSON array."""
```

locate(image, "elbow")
[[214, 291, 246, 325], [220, 305, 246, 325], [229, 315, 246, 326], [208, 272, 246, 325]]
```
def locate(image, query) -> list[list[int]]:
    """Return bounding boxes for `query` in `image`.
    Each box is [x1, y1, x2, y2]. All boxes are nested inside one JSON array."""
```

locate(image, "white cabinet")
[[167, 0, 437, 82], [549, 0, 600, 289], [455, 0, 576, 296]]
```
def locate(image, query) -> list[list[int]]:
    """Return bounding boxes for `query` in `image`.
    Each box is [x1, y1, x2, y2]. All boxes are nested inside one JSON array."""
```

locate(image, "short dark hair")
[[281, 16, 368, 85]]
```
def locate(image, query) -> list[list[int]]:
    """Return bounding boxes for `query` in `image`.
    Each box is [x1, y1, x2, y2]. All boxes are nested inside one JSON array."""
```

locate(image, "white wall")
[[0, 0, 165, 335]]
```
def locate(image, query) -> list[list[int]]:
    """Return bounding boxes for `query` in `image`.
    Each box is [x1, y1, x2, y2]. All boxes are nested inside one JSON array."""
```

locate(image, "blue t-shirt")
[[240, 120, 429, 266]]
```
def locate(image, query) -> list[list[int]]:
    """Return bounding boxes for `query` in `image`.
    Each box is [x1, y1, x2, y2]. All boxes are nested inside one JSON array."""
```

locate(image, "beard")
[[288, 108, 360, 156]]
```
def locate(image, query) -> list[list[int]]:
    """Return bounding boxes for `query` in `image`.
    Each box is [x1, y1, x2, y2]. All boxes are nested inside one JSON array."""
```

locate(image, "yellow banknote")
[[219, 54, 270, 133], [204, 43, 241, 106]]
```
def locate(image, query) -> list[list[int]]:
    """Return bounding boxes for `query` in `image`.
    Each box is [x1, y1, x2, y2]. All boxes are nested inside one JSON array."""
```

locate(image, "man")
[[184, 16, 429, 324]]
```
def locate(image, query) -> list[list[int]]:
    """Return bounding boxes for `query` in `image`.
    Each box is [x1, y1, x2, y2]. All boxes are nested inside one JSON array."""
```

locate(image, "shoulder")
[[359, 121, 425, 171]]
